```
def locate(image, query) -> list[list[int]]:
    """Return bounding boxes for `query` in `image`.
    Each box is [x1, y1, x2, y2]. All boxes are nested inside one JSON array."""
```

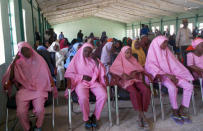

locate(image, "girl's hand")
[[144, 72, 154, 82], [121, 73, 131, 80], [50, 79, 55, 87], [155, 74, 162, 82], [3, 81, 12, 90], [166, 74, 179, 85], [83, 75, 92, 81], [130, 71, 139, 78], [104, 76, 109, 86]]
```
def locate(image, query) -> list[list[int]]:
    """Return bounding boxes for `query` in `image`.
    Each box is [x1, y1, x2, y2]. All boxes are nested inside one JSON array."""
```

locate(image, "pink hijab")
[[145, 36, 193, 81], [110, 46, 144, 76], [64, 43, 106, 90], [192, 38, 203, 48], [2, 42, 52, 92], [110, 46, 144, 89]]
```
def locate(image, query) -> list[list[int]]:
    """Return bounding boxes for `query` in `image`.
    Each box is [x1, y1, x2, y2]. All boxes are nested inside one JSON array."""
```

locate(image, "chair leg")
[[190, 80, 197, 115], [158, 82, 164, 120], [56, 97, 59, 105], [52, 91, 55, 128], [114, 85, 119, 125], [150, 83, 156, 122], [192, 91, 197, 115], [6, 108, 8, 131], [199, 78, 203, 102], [68, 89, 72, 130], [107, 86, 112, 127]]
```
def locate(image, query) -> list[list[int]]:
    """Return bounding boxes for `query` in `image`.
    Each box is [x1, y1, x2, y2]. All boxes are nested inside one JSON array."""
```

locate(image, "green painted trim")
[[42, 14, 44, 43], [195, 14, 199, 28], [132, 24, 134, 38], [176, 17, 178, 34], [18, 0, 24, 41], [8, 0, 14, 56], [149, 20, 151, 29], [160, 18, 163, 33], [30, 0, 36, 44], [38, 7, 41, 42]]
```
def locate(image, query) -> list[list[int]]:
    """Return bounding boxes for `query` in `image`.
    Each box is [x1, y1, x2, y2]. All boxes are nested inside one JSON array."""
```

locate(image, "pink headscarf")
[[64, 43, 106, 90], [192, 38, 203, 48], [2, 42, 52, 92], [110, 46, 144, 76], [145, 36, 193, 81]]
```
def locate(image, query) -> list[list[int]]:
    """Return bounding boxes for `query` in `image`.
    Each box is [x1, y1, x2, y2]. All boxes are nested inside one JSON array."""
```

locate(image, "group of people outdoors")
[[1, 18, 203, 131]]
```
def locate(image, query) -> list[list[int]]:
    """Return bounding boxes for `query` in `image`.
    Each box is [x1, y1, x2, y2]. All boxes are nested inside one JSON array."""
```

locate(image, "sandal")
[[178, 105, 192, 123]]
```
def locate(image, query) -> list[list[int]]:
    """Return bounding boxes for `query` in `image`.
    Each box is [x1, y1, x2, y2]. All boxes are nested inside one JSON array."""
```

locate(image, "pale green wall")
[[53, 17, 126, 41]]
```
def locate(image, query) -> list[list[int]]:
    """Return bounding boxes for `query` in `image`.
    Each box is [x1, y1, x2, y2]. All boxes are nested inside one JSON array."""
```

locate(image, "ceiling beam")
[[95, 11, 137, 22], [187, 0, 203, 5], [114, 2, 173, 17], [121, 0, 184, 13], [43, 0, 114, 17], [94, 14, 130, 23], [41, 0, 115, 14], [109, 5, 159, 18], [47, 9, 97, 20], [49, 14, 92, 24]]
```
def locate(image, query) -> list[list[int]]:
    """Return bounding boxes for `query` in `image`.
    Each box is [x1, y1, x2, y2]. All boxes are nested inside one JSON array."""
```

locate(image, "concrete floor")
[[1, 88, 203, 131]]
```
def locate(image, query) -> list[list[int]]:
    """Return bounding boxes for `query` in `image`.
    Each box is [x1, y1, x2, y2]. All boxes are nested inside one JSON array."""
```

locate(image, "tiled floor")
[[1, 89, 203, 131]]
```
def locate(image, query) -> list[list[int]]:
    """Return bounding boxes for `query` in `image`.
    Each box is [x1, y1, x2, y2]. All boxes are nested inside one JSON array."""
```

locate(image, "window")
[[127, 29, 132, 38], [170, 25, 175, 35], [8, 0, 17, 55], [134, 28, 137, 37], [156, 26, 160, 30], [188, 23, 193, 32], [137, 28, 140, 37], [164, 25, 168, 31], [22, 9, 27, 42], [199, 23, 203, 30], [0, 2, 5, 65], [152, 26, 155, 33], [180, 23, 193, 31]]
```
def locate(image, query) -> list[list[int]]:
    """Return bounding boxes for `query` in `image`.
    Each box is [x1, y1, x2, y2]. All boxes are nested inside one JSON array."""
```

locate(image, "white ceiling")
[[36, 0, 203, 25]]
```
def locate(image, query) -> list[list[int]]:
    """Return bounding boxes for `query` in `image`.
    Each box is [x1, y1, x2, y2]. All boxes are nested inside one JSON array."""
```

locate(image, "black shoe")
[[85, 119, 92, 130], [29, 121, 34, 131], [90, 114, 97, 128]]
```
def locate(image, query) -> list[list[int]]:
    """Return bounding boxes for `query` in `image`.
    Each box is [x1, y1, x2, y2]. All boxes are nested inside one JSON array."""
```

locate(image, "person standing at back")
[[77, 30, 84, 42], [176, 19, 193, 64], [59, 32, 64, 41]]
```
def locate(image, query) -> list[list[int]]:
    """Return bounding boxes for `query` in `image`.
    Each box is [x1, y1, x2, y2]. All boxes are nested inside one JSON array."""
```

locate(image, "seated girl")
[[2, 42, 54, 131], [110, 46, 153, 128], [145, 36, 194, 125], [187, 38, 203, 79], [64, 43, 107, 129]]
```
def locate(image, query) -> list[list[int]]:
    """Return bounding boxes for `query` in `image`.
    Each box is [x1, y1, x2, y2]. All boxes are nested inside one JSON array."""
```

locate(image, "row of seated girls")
[[2, 36, 203, 131]]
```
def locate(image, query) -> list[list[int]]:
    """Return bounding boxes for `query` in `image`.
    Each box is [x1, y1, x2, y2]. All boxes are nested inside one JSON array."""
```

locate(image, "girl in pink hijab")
[[2, 42, 54, 131], [187, 38, 203, 79], [110, 46, 152, 128], [64, 43, 107, 129], [145, 36, 194, 125]]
